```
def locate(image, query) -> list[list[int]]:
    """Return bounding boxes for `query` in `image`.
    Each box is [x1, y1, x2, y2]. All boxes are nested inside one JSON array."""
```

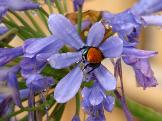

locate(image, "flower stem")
[[77, 7, 83, 34], [76, 92, 80, 115], [9, 11, 37, 35], [63, 0, 68, 13], [54, 0, 64, 14], [0, 97, 55, 121], [35, 9, 49, 31], [47, 0, 53, 14], [24, 11, 46, 36], [2, 18, 34, 39], [39, 7, 49, 17]]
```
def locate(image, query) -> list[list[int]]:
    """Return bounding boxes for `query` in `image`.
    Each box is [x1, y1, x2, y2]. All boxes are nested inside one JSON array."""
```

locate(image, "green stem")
[[77, 7, 83, 34], [75, 92, 80, 115], [116, 98, 162, 121], [2, 18, 34, 39], [9, 11, 37, 35], [36, 10, 49, 30], [24, 11, 46, 36], [47, 0, 53, 14], [39, 7, 49, 17], [54, 0, 64, 14], [63, 0, 67, 13], [0, 97, 55, 121], [0, 41, 12, 48], [5, 15, 28, 39]]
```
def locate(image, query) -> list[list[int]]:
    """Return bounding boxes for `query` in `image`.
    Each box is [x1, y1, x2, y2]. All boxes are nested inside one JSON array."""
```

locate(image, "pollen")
[[87, 47, 104, 64]]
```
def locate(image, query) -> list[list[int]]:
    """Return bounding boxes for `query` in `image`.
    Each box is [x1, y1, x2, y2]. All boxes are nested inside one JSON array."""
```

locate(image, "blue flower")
[[131, 0, 162, 16], [26, 73, 54, 92], [102, 0, 162, 39], [0, 96, 12, 116], [102, 0, 159, 90], [81, 99, 106, 121], [123, 56, 157, 89], [0, 0, 39, 20], [0, 65, 29, 108], [47, 14, 123, 103], [73, 0, 85, 11], [21, 36, 63, 78], [82, 81, 115, 112], [122, 41, 158, 89], [0, 46, 23, 67]]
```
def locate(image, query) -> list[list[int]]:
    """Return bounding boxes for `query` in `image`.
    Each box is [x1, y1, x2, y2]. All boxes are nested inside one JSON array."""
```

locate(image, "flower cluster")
[[0, 0, 162, 121]]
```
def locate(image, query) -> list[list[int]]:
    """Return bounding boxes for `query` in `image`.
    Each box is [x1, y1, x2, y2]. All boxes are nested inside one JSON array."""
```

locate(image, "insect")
[[79, 46, 104, 73]]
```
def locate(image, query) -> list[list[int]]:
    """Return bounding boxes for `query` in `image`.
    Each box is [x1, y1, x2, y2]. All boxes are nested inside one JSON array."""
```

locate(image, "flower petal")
[[8, 0, 39, 11], [142, 15, 162, 26], [26, 74, 54, 92], [0, 67, 10, 81], [134, 68, 157, 89], [99, 36, 123, 58], [7, 72, 22, 107], [54, 66, 83, 103], [89, 84, 103, 106], [94, 64, 116, 91], [48, 14, 84, 49], [20, 57, 46, 78], [132, 0, 162, 15], [103, 96, 115, 112], [20, 89, 29, 100], [86, 22, 105, 47], [24, 36, 63, 58], [123, 47, 157, 58], [48, 52, 82, 69], [0, 6, 8, 20]]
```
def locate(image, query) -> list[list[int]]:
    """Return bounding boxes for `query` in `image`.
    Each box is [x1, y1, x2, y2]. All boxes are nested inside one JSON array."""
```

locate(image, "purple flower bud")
[[72, 115, 80, 121], [73, 0, 84, 11]]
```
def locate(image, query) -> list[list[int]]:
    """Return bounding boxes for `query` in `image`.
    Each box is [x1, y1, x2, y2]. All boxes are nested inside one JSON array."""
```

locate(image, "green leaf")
[[115, 98, 162, 121], [41, 65, 69, 81]]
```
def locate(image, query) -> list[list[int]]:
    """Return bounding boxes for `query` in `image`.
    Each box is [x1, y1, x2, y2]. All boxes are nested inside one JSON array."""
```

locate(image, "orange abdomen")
[[87, 48, 104, 64]]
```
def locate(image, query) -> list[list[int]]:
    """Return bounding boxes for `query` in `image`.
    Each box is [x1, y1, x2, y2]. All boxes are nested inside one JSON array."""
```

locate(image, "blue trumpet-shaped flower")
[[82, 81, 115, 111], [21, 36, 63, 78], [26, 73, 54, 92], [47, 14, 123, 103], [123, 55, 157, 89], [0, 0, 39, 20], [81, 81, 115, 121], [102, 0, 162, 39]]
